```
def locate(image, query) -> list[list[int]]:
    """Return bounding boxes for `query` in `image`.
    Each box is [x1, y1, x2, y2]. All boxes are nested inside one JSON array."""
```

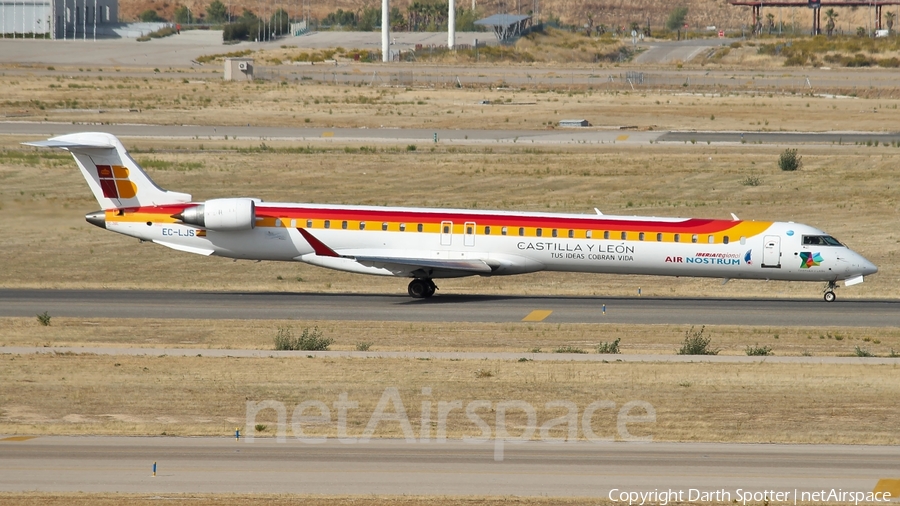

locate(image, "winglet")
[[297, 228, 340, 257]]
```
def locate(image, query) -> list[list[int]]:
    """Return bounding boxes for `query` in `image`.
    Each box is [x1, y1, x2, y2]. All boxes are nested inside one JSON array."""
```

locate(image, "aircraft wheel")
[[408, 279, 433, 298], [824, 291, 836, 303]]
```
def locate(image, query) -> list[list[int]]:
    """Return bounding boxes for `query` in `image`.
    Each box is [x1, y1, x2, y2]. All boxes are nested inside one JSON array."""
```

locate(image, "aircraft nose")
[[862, 258, 878, 276]]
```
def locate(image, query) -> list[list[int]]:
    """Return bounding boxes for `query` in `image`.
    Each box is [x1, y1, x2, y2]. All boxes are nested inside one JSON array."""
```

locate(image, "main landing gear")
[[823, 281, 837, 303], [408, 278, 437, 298]]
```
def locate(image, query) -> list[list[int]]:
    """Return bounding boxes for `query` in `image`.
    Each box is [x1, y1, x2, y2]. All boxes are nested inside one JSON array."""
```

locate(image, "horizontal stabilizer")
[[23, 138, 117, 150]]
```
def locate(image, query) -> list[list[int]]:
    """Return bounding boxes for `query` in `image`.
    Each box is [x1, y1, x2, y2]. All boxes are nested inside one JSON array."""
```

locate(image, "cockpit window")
[[802, 235, 843, 246]]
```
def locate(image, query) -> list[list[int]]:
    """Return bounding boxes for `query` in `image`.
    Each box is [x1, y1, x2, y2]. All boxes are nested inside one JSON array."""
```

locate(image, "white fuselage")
[[104, 201, 878, 285]]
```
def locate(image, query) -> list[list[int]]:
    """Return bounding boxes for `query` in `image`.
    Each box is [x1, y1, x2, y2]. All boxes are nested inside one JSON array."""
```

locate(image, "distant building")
[[1, 0, 117, 39]]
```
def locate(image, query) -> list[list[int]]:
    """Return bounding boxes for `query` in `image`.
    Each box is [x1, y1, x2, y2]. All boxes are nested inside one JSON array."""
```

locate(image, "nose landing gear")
[[408, 278, 437, 298], [823, 281, 837, 302]]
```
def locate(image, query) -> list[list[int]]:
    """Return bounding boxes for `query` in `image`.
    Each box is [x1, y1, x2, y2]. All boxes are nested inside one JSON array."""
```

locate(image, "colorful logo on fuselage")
[[800, 251, 823, 269], [744, 250, 752, 265]]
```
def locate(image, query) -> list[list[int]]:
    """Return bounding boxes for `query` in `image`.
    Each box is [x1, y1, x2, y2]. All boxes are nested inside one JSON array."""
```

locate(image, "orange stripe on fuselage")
[[108, 204, 774, 242]]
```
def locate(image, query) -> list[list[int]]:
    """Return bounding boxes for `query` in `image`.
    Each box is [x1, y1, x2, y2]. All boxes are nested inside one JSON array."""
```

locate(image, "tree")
[[139, 9, 165, 22], [206, 0, 227, 24], [665, 6, 688, 32], [270, 8, 290, 36], [765, 12, 775, 34], [174, 5, 192, 24], [886, 12, 896, 34], [824, 8, 837, 37]]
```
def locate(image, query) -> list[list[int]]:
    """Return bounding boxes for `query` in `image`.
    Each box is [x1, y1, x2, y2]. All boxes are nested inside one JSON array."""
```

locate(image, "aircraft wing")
[[296, 228, 492, 276], [353, 255, 492, 275]]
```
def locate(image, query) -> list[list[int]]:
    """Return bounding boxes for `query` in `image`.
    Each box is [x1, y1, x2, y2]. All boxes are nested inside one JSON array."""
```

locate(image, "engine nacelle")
[[176, 198, 256, 231]]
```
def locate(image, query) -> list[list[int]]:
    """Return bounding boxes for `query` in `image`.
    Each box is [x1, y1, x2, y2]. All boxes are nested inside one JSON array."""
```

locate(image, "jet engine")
[[175, 198, 256, 231]]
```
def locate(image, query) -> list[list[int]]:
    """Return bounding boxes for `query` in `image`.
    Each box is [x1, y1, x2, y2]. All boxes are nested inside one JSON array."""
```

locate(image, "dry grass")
[[0, 494, 599, 506], [3, 317, 899, 356], [4, 74, 900, 131], [1, 353, 898, 444], [1, 132, 898, 299]]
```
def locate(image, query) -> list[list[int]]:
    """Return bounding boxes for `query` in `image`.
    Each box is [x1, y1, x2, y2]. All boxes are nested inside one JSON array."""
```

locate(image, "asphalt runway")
[[1, 436, 897, 496], [1, 289, 898, 326], [6, 121, 897, 146]]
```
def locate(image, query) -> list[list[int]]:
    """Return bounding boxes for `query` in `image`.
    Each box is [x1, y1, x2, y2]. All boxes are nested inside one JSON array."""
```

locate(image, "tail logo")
[[97, 165, 137, 199]]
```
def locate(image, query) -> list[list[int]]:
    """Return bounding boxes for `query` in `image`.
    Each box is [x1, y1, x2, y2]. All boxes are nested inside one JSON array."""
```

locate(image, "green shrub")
[[854, 346, 873, 357], [274, 326, 333, 351], [36, 311, 51, 326], [745, 344, 773, 356], [596, 338, 621, 354], [741, 175, 761, 186], [355, 341, 372, 351], [678, 326, 719, 355], [778, 148, 802, 171], [554, 346, 587, 354]]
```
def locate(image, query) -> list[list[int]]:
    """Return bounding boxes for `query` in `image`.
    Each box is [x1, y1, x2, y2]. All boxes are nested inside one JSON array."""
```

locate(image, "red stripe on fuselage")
[[259, 206, 729, 233]]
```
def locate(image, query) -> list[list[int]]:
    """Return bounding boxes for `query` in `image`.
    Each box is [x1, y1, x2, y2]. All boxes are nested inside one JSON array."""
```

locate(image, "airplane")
[[25, 132, 878, 302]]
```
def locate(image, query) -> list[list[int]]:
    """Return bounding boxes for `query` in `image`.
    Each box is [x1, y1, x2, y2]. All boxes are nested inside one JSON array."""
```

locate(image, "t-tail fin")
[[23, 132, 191, 210]]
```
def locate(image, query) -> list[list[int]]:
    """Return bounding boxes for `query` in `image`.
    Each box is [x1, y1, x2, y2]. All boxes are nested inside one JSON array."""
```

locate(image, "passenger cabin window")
[[443, 224, 450, 234], [568, 230, 574, 238], [417, 223, 423, 232], [382, 222, 388, 231], [656, 233, 662, 242], [708, 235, 714, 244], [551, 229, 557, 238], [518, 227, 525, 236], [290, 219, 296, 228], [466, 225, 473, 235], [485, 226, 491, 235], [674, 234, 680, 243], [691, 234, 698, 243], [275, 219, 282, 227], [324, 220, 331, 229], [536, 228, 543, 237], [723, 236, 729, 244], [603, 231, 609, 240], [307, 219, 313, 228], [802, 235, 843, 246], [639, 232, 645, 241], [740, 237, 746, 245], [400, 223, 406, 231], [620, 231, 627, 240], [359, 222, 366, 230], [586, 230, 592, 239], [502, 227, 508, 236], [342, 221, 348, 230]]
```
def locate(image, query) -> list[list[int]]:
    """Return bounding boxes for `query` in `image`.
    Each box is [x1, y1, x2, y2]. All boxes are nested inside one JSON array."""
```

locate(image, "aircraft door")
[[441, 221, 452, 246], [464, 222, 476, 247], [762, 235, 781, 268]]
